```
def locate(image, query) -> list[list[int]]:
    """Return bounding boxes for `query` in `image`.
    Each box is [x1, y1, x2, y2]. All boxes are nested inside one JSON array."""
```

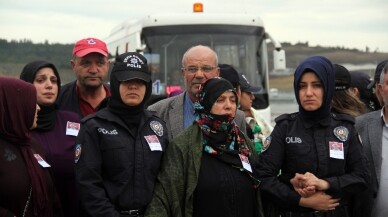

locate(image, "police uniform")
[[257, 56, 368, 217], [258, 112, 368, 216], [76, 108, 168, 217], [75, 52, 169, 217]]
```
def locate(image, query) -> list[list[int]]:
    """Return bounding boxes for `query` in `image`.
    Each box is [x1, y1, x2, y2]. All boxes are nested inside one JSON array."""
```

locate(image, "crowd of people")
[[0, 36, 387, 217]]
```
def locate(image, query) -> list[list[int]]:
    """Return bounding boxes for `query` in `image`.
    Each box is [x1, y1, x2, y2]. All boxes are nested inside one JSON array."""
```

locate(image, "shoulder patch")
[[262, 136, 272, 152], [333, 126, 349, 142], [150, 121, 164, 136]]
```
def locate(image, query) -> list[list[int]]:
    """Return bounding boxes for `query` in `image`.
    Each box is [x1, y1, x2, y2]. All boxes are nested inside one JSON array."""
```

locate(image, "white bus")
[[104, 3, 286, 123]]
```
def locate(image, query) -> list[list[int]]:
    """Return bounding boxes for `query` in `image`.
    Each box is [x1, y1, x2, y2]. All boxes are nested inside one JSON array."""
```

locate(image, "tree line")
[[1, 38, 387, 84], [0, 38, 74, 83]]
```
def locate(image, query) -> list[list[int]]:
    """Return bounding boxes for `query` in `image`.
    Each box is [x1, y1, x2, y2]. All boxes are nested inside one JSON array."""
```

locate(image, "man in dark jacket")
[[57, 37, 111, 117], [354, 61, 388, 217]]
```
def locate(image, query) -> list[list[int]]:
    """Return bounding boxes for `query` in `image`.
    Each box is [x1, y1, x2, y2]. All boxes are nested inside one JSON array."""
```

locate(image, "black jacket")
[[56, 81, 109, 117], [57, 81, 82, 116], [75, 108, 168, 217], [257, 112, 368, 213]]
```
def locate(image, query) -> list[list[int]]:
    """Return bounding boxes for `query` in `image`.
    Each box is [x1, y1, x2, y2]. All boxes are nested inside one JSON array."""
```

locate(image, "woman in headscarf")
[[0, 77, 62, 217], [75, 52, 168, 217], [257, 56, 368, 217], [20, 60, 81, 217], [145, 77, 263, 217]]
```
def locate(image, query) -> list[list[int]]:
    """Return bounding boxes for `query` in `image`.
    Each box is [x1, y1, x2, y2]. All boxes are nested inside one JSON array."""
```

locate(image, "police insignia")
[[333, 126, 349, 142], [75, 144, 82, 163], [150, 121, 163, 136], [262, 136, 272, 152]]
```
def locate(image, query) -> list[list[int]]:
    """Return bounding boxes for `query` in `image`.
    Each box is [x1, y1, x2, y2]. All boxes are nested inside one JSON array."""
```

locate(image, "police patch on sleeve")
[[75, 144, 82, 163], [333, 126, 349, 142], [150, 121, 163, 136], [262, 136, 272, 152]]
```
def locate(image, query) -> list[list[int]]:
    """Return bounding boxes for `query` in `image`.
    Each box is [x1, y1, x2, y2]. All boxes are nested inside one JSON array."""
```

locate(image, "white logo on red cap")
[[86, 39, 97, 45]]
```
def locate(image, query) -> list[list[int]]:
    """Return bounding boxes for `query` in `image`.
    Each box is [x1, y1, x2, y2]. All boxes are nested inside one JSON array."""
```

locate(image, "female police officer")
[[257, 56, 368, 217], [75, 52, 168, 217]]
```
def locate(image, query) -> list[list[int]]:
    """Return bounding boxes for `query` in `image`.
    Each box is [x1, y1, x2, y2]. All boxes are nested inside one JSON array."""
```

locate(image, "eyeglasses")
[[182, 66, 218, 73]]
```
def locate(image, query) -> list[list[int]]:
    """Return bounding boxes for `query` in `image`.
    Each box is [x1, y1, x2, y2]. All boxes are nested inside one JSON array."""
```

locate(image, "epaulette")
[[331, 113, 355, 124], [274, 112, 298, 123]]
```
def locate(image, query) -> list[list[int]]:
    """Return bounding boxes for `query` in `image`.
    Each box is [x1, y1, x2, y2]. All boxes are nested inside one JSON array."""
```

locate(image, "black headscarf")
[[108, 52, 152, 129], [294, 56, 334, 121], [20, 60, 61, 131]]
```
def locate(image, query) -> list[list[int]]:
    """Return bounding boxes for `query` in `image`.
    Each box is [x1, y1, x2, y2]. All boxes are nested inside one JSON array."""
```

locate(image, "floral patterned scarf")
[[194, 78, 250, 158]]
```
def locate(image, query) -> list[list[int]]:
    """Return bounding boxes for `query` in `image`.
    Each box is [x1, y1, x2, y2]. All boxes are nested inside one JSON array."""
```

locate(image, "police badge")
[[150, 121, 164, 136], [333, 126, 349, 142], [262, 136, 272, 152]]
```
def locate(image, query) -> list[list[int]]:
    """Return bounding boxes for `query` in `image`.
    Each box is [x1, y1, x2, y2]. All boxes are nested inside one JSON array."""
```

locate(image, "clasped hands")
[[290, 172, 340, 211]]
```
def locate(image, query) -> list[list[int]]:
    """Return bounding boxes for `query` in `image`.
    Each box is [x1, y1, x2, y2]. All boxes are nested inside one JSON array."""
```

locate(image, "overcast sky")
[[1, 0, 387, 52]]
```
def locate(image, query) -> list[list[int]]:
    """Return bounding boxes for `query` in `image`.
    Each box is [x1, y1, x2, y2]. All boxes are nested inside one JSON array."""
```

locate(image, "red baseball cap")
[[72, 38, 108, 57]]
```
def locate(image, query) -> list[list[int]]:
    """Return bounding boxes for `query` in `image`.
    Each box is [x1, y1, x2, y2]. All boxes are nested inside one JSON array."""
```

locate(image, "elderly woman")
[[0, 77, 62, 217], [20, 60, 81, 217], [145, 77, 263, 217]]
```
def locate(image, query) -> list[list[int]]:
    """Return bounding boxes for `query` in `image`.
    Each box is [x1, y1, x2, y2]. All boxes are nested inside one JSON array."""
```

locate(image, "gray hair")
[[379, 62, 388, 84]]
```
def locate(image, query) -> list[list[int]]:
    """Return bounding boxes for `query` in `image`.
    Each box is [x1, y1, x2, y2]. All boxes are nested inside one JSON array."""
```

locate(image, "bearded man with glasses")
[[148, 45, 247, 140]]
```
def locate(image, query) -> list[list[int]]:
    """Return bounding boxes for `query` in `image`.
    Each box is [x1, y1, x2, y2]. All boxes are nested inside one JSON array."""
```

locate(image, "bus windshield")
[[142, 24, 269, 109]]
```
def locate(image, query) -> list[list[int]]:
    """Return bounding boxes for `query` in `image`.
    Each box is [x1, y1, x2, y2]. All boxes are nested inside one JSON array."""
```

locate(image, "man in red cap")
[[57, 37, 111, 117]]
